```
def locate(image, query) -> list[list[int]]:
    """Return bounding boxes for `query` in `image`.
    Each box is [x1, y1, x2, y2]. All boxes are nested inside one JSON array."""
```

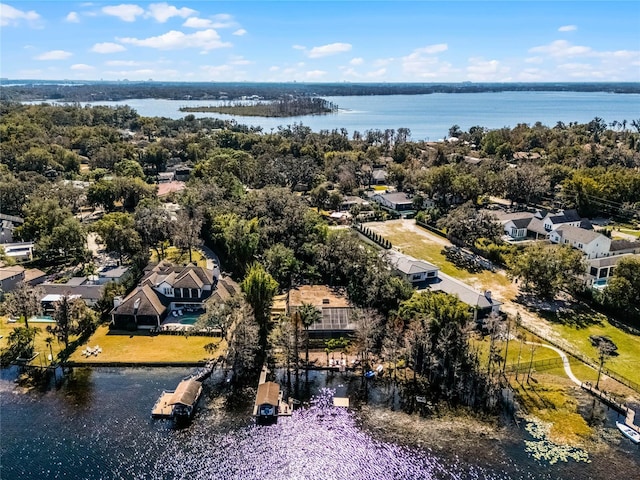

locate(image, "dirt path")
[[528, 342, 583, 385]]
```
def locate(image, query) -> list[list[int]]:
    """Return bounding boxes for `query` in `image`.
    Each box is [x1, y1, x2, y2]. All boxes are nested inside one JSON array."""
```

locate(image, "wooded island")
[[180, 97, 338, 117]]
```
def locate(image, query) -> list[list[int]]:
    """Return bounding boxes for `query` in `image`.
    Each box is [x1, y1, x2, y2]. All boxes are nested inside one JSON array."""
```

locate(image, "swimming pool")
[[28, 315, 55, 323]]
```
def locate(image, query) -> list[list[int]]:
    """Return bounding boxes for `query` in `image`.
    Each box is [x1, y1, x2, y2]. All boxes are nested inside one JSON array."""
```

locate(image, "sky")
[[1, 1, 639, 82]]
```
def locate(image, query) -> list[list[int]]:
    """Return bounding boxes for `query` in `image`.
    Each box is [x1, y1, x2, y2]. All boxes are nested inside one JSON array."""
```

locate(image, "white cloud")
[[146, 3, 196, 23], [558, 25, 577, 32], [307, 42, 352, 58], [35, 50, 73, 60], [292, 45, 306, 51], [118, 29, 231, 51], [525, 56, 544, 64], [402, 46, 455, 78], [269, 66, 279, 72], [105, 60, 142, 66], [305, 70, 327, 79], [466, 57, 510, 81], [350, 57, 364, 66], [102, 4, 144, 22], [413, 43, 448, 55], [232, 29, 246, 36], [103, 68, 180, 79], [91, 42, 126, 54], [183, 13, 236, 29], [0, 2, 41, 27], [65, 11, 80, 23], [229, 55, 251, 65], [183, 17, 213, 28], [529, 40, 592, 58], [71, 63, 95, 71]]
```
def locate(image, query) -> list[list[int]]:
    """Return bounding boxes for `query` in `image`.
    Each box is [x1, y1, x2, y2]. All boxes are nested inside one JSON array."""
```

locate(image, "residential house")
[[549, 225, 611, 259], [110, 261, 219, 329], [2, 242, 34, 261], [542, 209, 582, 233], [386, 250, 439, 287], [608, 239, 640, 256], [40, 277, 105, 307], [0, 213, 23, 244], [371, 169, 388, 185], [157, 172, 175, 183], [428, 272, 502, 322], [585, 253, 639, 288], [24, 268, 46, 286], [339, 196, 370, 212], [0, 266, 25, 294], [371, 192, 415, 213], [288, 285, 354, 337]]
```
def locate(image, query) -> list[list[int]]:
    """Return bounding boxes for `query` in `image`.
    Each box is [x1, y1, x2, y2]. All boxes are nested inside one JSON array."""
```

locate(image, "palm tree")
[[297, 302, 321, 367]]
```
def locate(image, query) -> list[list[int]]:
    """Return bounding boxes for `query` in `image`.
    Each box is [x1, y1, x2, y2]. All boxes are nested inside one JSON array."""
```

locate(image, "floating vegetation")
[[524, 417, 591, 465]]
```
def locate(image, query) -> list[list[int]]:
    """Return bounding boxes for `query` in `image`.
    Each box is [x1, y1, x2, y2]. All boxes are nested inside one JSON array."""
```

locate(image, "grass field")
[[0, 317, 75, 363], [368, 220, 518, 300], [68, 325, 225, 364]]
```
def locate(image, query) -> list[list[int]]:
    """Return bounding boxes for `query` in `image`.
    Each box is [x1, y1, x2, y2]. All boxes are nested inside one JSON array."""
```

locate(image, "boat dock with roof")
[[151, 358, 219, 420], [253, 366, 293, 423]]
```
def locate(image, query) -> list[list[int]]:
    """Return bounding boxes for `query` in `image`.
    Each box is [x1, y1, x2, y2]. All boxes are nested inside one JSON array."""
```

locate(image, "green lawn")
[[618, 228, 640, 238], [370, 221, 518, 300], [69, 325, 225, 364], [0, 317, 75, 364]]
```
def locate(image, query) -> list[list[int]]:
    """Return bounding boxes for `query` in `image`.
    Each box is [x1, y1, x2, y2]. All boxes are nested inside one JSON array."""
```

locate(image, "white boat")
[[616, 421, 640, 444]]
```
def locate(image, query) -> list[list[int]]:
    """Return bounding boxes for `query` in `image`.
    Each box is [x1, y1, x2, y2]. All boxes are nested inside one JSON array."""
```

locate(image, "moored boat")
[[616, 421, 640, 444]]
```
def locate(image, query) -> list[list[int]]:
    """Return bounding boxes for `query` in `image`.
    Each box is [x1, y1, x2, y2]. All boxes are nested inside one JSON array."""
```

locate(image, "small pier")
[[581, 383, 640, 434], [151, 358, 219, 420], [253, 365, 293, 423]]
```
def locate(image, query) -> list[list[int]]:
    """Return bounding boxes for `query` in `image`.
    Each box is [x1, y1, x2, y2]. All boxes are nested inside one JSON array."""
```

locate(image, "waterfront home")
[[386, 250, 439, 287], [288, 285, 355, 337], [110, 261, 217, 329], [40, 279, 105, 307], [427, 273, 502, 322]]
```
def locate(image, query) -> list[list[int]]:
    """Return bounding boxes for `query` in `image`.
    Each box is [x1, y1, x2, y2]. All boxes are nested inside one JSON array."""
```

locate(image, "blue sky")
[[1, 1, 639, 82]]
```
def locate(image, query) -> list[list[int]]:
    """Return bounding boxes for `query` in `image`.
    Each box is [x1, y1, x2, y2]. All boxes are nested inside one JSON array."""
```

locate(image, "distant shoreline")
[[1, 81, 639, 103]]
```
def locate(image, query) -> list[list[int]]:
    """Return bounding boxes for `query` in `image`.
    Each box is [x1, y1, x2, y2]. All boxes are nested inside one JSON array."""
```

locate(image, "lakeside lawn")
[[0, 317, 74, 363], [69, 325, 225, 364], [537, 311, 640, 387]]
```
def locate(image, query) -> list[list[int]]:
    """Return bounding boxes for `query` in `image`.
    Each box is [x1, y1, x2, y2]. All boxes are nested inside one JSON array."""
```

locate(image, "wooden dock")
[[151, 391, 176, 418], [582, 383, 640, 434]]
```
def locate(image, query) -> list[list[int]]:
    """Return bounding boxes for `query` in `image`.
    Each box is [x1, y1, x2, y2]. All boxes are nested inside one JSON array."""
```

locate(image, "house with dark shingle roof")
[[542, 209, 582, 232], [110, 261, 222, 330]]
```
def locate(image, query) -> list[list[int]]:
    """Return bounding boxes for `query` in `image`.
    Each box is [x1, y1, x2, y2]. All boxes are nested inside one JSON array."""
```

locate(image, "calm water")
[[1, 367, 639, 480], [70, 91, 640, 141]]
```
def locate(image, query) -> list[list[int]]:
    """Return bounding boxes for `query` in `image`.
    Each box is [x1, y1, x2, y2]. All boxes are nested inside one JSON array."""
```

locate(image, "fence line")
[[515, 319, 640, 394]]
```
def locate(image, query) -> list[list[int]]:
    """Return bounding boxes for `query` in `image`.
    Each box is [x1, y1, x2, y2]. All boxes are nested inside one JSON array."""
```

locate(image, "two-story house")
[[386, 250, 439, 287], [548, 225, 611, 259], [110, 262, 217, 330]]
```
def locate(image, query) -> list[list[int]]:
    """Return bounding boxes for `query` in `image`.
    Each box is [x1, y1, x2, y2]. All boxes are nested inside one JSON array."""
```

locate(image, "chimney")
[[113, 296, 122, 308]]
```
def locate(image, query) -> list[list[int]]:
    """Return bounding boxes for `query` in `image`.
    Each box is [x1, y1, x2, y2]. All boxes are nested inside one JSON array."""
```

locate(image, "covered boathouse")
[[254, 381, 280, 424]]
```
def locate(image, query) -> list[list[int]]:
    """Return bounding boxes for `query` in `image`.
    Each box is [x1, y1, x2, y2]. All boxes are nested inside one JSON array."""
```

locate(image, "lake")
[[1, 366, 639, 479], [71, 91, 640, 141]]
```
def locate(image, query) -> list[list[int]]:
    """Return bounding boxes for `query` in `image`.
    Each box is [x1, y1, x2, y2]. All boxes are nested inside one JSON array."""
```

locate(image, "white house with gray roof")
[[548, 225, 611, 259], [427, 272, 502, 322], [386, 250, 439, 286]]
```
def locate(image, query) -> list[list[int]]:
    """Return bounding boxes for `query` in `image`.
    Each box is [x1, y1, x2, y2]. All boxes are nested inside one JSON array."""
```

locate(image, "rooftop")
[[255, 381, 280, 406], [554, 224, 607, 244], [288, 285, 350, 309], [428, 273, 502, 310], [386, 250, 439, 275]]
